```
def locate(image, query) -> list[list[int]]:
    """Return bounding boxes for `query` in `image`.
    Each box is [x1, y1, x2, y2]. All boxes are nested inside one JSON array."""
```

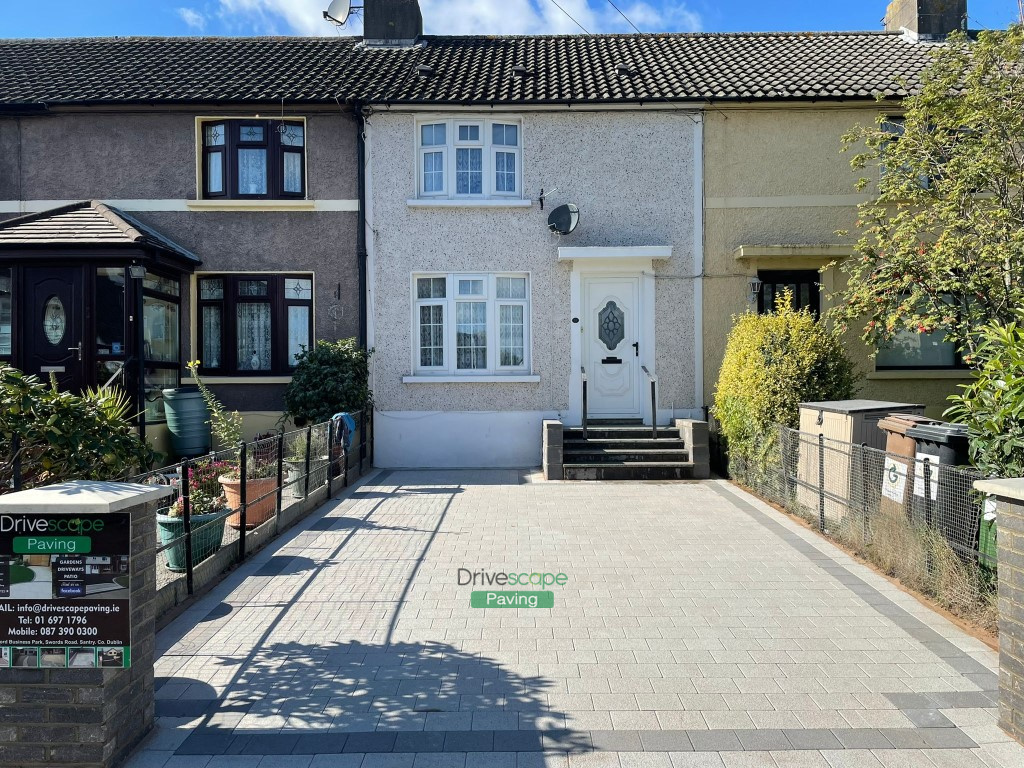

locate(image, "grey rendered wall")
[[369, 109, 697, 414], [1, 109, 361, 413], [5, 110, 357, 201]]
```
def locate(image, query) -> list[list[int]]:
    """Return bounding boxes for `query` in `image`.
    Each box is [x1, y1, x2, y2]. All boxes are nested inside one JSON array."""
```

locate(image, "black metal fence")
[[732, 426, 997, 630], [130, 409, 373, 605]]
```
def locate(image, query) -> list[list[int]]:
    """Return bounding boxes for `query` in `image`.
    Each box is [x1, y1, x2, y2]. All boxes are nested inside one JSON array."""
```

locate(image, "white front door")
[[583, 276, 641, 418]]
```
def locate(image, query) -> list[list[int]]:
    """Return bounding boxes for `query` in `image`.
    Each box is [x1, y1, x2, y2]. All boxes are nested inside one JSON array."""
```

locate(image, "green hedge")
[[713, 291, 856, 479]]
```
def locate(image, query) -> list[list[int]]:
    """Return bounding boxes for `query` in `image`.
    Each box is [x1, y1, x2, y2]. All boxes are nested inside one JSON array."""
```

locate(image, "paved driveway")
[[132, 470, 1024, 768]]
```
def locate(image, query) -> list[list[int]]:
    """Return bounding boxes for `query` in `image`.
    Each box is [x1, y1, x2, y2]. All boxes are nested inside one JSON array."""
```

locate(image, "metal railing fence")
[[732, 426, 997, 630], [130, 409, 373, 604]]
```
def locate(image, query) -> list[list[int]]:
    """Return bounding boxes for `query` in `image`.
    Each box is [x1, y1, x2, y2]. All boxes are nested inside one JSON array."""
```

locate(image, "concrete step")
[[564, 449, 691, 464], [562, 462, 701, 481], [565, 438, 688, 450], [564, 427, 681, 440]]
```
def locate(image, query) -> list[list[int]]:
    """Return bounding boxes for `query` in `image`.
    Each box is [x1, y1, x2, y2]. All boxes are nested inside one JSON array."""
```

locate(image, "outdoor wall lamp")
[[128, 264, 146, 279], [747, 276, 763, 304]]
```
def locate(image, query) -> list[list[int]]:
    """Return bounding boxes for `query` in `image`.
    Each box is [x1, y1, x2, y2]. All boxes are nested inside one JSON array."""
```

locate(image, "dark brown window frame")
[[200, 119, 306, 201], [197, 273, 314, 376]]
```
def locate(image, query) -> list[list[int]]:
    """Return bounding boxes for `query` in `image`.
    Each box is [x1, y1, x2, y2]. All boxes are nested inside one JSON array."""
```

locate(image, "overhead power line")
[[605, 0, 642, 33], [546, 0, 591, 34]]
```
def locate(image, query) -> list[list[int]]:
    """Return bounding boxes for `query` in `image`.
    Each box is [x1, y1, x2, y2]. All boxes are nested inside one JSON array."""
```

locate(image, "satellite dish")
[[547, 203, 580, 235], [324, 0, 352, 25]]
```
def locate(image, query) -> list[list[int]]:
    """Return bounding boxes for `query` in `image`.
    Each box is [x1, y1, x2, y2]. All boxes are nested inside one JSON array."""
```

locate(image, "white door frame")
[[565, 254, 658, 426]]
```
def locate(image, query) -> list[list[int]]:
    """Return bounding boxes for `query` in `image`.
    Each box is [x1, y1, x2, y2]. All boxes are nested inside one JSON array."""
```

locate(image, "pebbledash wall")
[[365, 108, 702, 468], [0, 108, 362, 447]]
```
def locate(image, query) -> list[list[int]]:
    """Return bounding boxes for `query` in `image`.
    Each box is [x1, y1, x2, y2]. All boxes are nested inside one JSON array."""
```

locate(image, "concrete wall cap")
[[0, 480, 173, 513], [974, 478, 1024, 502]]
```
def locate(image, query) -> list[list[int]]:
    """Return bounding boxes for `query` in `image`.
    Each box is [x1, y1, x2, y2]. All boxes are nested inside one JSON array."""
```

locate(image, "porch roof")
[[0, 200, 200, 269]]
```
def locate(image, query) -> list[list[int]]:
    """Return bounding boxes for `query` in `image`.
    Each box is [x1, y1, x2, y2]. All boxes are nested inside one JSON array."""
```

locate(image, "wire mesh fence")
[[731, 426, 997, 631], [128, 409, 373, 608]]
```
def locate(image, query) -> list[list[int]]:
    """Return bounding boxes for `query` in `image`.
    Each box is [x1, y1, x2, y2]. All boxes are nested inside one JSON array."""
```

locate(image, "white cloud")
[[211, 0, 701, 37], [177, 7, 208, 32]]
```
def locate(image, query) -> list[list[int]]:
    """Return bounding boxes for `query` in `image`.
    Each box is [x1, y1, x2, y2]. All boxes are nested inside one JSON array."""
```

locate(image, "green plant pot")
[[156, 510, 228, 572]]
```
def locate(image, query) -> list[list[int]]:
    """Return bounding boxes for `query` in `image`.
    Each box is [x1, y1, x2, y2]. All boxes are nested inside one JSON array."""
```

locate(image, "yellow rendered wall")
[[702, 104, 971, 419]]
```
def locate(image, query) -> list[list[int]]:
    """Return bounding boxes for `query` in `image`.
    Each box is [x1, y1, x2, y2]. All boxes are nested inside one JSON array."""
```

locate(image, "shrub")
[[1, 365, 157, 493], [713, 291, 856, 479], [186, 360, 242, 448], [945, 312, 1024, 477], [284, 339, 372, 425]]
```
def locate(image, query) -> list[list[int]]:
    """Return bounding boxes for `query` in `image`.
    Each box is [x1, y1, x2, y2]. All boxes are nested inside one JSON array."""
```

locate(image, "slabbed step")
[[564, 428, 681, 440], [565, 438, 687, 449], [563, 462, 700, 481], [563, 448, 690, 464]]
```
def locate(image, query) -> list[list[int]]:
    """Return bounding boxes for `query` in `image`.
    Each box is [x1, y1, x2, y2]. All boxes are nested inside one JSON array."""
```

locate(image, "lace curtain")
[[237, 303, 271, 371], [238, 148, 267, 195], [201, 306, 222, 368]]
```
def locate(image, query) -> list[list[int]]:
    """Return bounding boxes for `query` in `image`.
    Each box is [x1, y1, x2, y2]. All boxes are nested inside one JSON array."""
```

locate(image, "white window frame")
[[415, 117, 524, 201], [418, 122, 448, 198], [411, 272, 531, 375], [491, 122, 521, 198]]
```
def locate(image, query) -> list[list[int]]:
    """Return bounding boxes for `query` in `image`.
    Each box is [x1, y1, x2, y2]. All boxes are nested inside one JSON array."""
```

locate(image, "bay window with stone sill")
[[413, 273, 530, 376], [200, 119, 306, 200], [197, 274, 313, 376]]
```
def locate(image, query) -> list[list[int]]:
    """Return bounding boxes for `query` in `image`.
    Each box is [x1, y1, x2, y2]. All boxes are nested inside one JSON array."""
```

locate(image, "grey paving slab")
[[127, 472, 1023, 766]]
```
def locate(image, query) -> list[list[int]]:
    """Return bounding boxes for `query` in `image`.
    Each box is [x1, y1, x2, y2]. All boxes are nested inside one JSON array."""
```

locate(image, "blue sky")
[[0, 0, 1018, 38]]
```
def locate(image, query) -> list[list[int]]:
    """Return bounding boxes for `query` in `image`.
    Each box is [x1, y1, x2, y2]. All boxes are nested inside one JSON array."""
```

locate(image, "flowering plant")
[[167, 460, 231, 518]]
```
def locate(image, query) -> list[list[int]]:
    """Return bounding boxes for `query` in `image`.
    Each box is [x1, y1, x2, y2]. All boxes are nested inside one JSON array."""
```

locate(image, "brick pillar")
[[542, 420, 563, 480], [974, 478, 1024, 745], [0, 480, 171, 767]]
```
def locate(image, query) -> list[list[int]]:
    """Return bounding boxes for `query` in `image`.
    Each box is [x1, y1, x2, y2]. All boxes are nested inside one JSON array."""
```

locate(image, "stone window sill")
[[867, 370, 972, 380], [187, 199, 317, 212], [406, 199, 533, 209], [402, 374, 540, 384]]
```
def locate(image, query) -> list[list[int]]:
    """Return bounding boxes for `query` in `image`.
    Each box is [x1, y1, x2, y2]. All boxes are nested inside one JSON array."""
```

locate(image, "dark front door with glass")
[[23, 267, 85, 391], [757, 270, 821, 317]]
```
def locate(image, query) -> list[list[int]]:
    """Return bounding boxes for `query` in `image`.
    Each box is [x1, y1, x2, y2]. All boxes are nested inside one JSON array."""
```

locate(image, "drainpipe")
[[355, 100, 368, 349]]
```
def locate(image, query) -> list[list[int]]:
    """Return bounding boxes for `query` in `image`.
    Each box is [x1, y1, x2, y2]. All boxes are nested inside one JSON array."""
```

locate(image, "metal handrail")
[[641, 365, 657, 439], [581, 366, 588, 441]]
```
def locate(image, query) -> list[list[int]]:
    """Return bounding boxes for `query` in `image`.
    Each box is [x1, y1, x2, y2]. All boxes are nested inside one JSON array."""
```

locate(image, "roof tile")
[[0, 32, 938, 106]]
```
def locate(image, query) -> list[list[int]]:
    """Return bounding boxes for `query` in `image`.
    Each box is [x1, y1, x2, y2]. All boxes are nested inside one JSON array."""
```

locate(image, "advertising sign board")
[[0, 511, 131, 669]]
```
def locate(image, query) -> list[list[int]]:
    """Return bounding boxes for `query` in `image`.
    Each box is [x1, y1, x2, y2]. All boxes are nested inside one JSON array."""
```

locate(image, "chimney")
[[363, 0, 423, 47], [884, 0, 967, 40]]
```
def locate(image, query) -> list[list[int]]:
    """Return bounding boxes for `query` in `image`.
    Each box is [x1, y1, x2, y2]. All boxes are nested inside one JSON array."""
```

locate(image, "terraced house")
[[0, 37, 366, 454], [0, 0, 971, 471]]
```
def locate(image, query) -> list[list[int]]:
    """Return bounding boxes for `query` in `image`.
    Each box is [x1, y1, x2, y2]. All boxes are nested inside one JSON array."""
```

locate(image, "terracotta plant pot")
[[219, 475, 280, 529]]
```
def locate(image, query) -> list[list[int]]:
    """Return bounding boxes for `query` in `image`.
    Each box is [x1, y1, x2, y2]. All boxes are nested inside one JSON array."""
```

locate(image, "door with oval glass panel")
[[24, 267, 85, 391], [583, 276, 641, 419]]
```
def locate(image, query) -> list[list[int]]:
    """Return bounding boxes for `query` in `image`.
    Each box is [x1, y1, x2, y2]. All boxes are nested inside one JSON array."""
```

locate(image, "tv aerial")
[[547, 203, 580, 236], [324, 0, 362, 26]]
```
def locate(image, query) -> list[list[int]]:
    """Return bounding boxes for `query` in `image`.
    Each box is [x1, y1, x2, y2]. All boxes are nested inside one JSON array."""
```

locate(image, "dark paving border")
[[172, 727, 977, 755], [705, 483, 999, 700]]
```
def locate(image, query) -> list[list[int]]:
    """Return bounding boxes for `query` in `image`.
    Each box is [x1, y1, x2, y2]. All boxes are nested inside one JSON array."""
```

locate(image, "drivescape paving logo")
[[457, 568, 568, 608]]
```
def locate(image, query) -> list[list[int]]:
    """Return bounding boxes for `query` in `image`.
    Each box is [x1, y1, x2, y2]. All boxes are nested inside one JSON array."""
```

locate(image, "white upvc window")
[[415, 118, 523, 200], [418, 122, 447, 196], [413, 273, 530, 375]]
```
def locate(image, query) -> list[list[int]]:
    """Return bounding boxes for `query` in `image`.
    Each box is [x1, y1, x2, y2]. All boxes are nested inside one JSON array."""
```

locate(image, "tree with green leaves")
[[832, 26, 1024, 362]]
